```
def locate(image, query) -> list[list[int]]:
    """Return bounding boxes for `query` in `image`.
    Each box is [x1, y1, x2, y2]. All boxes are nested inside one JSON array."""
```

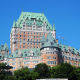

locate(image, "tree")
[[51, 63, 76, 80], [34, 63, 50, 79], [30, 70, 39, 80], [14, 67, 30, 80], [0, 63, 13, 80], [74, 67, 80, 80]]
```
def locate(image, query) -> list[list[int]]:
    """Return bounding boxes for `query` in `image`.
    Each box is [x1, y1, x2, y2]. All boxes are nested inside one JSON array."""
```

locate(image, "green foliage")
[[1, 63, 80, 80], [5, 76, 17, 80], [14, 67, 30, 80], [30, 70, 39, 80], [34, 63, 50, 78], [0, 63, 13, 80]]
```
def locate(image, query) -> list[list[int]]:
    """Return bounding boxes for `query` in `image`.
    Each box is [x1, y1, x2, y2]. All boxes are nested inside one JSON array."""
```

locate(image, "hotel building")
[[0, 12, 80, 71]]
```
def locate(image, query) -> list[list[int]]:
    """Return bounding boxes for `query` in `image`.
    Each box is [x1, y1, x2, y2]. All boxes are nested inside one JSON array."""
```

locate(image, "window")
[[21, 54, 23, 57], [25, 54, 27, 56], [65, 56, 67, 59], [31, 39, 32, 41], [69, 57, 71, 60], [28, 32, 29, 34], [12, 62, 15, 65], [24, 32, 25, 34], [24, 61, 30, 64], [27, 39, 29, 41], [23, 43, 25, 45], [54, 61, 56, 64], [23, 46, 25, 48], [20, 35, 21, 37], [23, 25, 25, 27], [27, 43, 29, 45], [72, 58, 74, 61], [23, 39, 25, 41], [53, 56, 56, 59], [42, 43, 44, 45], [47, 56, 51, 59], [51, 42, 53, 45], [47, 61, 54, 64], [33, 61, 38, 64], [69, 62, 72, 65]]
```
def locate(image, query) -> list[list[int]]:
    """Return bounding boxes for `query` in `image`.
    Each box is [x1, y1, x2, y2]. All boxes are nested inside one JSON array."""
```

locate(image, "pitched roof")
[[12, 12, 55, 31], [41, 32, 58, 48], [8, 48, 41, 58], [59, 44, 80, 55]]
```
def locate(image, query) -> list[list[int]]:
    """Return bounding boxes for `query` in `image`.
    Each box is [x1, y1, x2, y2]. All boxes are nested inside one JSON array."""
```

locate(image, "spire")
[[53, 24, 56, 31], [4, 43, 9, 51], [13, 21, 17, 27]]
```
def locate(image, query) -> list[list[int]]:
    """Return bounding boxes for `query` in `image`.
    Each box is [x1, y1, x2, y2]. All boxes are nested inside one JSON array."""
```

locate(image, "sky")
[[0, 0, 80, 51]]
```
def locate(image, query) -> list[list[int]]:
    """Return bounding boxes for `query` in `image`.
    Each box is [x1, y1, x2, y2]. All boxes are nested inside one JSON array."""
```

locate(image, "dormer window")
[[25, 54, 27, 56], [51, 42, 53, 45], [0, 56, 1, 59], [42, 43, 44, 45]]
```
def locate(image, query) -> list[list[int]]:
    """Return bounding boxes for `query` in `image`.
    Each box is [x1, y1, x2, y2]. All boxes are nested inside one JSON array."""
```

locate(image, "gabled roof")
[[12, 12, 55, 31]]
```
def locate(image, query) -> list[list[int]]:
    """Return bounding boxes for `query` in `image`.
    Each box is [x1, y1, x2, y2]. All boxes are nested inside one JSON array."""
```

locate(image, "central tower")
[[10, 12, 56, 53]]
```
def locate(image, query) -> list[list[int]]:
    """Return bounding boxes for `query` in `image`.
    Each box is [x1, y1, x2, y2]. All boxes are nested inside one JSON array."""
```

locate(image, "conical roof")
[[41, 32, 58, 48]]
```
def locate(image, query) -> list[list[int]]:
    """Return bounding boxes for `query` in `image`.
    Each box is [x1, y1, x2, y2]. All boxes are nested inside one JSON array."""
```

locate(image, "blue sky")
[[0, 0, 80, 51]]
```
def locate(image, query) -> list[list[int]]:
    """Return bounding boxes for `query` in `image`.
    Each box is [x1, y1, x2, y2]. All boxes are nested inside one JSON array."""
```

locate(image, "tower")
[[40, 32, 60, 67], [10, 12, 56, 53]]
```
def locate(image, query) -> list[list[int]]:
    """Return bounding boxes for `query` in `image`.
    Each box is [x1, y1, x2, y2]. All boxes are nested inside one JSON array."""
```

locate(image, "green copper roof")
[[9, 48, 41, 58], [12, 12, 55, 31], [41, 32, 58, 48], [40, 35, 46, 42], [59, 44, 80, 55], [0, 43, 9, 51], [53, 24, 56, 31]]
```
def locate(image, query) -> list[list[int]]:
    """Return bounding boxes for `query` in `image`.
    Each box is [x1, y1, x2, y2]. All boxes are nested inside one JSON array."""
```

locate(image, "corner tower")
[[40, 33, 61, 67]]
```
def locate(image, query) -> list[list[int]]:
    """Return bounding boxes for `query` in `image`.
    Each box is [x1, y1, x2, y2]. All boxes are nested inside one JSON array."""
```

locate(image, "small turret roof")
[[0, 43, 9, 51], [41, 32, 58, 48], [53, 24, 56, 31]]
